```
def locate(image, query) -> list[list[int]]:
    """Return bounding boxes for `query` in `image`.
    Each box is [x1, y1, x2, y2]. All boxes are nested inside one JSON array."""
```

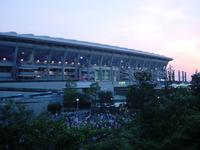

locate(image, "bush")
[[98, 91, 113, 106], [47, 102, 62, 114], [191, 73, 200, 97], [63, 89, 91, 109]]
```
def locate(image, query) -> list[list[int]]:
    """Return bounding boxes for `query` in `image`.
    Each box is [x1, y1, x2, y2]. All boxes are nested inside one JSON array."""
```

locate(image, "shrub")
[[47, 102, 62, 114]]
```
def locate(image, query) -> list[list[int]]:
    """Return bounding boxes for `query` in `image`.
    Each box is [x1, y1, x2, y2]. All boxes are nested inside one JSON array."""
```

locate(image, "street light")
[[76, 98, 79, 111]]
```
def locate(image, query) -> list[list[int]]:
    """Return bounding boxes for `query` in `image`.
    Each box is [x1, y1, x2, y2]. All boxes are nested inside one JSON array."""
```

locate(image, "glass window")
[[50, 51, 64, 65], [65, 51, 78, 66], [102, 55, 112, 67], [0, 46, 15, 62], [79, 53, 90, 66], [17, 47, 34, 64], [34, 49, 49, 64], [91, 55, 101, 66]]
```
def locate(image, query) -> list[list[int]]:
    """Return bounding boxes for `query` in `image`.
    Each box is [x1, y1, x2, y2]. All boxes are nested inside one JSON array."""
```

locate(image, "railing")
[[0, 61, 14, 66]]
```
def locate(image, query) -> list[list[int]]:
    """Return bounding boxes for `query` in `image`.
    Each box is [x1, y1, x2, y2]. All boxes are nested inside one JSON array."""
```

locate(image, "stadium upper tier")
[[0, 32, 172, 61]]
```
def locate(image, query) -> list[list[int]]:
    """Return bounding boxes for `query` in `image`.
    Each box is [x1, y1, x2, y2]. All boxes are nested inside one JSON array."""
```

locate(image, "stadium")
[[0, 32, 172, 83]]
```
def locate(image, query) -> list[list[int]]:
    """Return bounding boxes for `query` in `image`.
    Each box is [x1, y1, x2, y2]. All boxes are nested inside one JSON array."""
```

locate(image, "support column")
[[99, 54, 103, 81], [178, 70, 181, 82], [76, 52, 80, 80], [182, 71, 185, 82], [28, 47, 35, 64], [147, 60, 153, 72], [13, 45, 19, 80], [87, 54, 92, 81], [47, 49, 52, 80], [62, 50, 67, 80], [172, 69, 175, 82], [127, 59, 131, 82], [110, 55, 113, 82], [142, 59, 145, 71], [185, 72, 187, 82], [135, 59, 139, 70]]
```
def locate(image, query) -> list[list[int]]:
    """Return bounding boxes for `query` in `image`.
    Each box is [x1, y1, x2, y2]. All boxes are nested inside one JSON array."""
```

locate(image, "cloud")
[[142, 4, 187, 21]]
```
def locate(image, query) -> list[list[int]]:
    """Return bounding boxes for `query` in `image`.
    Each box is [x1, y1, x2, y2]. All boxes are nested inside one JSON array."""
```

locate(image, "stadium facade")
[[0, 32, 172, 85]]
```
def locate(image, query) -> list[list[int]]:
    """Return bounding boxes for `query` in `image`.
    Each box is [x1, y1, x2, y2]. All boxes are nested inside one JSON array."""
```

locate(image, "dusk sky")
[[1, 0, 200, 80]]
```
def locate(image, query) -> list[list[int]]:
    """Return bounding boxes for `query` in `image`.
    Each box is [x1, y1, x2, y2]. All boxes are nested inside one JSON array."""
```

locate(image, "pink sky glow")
[[0, 0, 200, 80]]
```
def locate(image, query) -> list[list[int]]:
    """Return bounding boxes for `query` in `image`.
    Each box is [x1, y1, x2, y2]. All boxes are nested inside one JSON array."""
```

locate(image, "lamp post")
[[76, 98, 79, 111]]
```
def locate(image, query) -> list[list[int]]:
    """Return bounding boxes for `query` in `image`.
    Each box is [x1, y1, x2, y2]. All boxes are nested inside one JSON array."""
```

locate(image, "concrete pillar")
[[13, 45, 19, 80], [110, 55, 113, 82], [47, 49, 52, 80], [76, 52, 80, 80], [128, 59, 131, 82], [172, 70, 175, 82], [142, 60, 145, 71], [27, 47, 35, 64], [135, 59, 139, 70], [99, 54, 103, 81], [182, 71, 185, 82], [62, 50, 67, 80], [185, 72, 187, 82], [87, 54, 92, 80], [178, 70, 181, 82]]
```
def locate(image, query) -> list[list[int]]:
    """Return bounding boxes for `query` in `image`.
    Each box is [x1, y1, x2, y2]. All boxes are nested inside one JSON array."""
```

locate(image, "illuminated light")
[[20, 59, 24, 62], [21, 52, 25, 54], [120, 60, 123, 63], [121, 66, 124, 68], [58, 61, 62, 64], [94, 64, 97, 66], [77, 62, 80, 65], [3, 57, 6, 61], [128, 66, 131, 69], [51, 61, 54, 64], [119, 81, 126, 86], [71, 62, 74, 65], [49, 71, 53, 75], [80, 56, 83, 59], [44, 60, 47, 63], [36, 59, 40, 63], [65, 61, 68, 64]]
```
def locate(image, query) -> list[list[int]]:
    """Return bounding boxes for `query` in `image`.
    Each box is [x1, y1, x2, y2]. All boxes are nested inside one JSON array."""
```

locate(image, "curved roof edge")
[[0, 32, 173, 61]]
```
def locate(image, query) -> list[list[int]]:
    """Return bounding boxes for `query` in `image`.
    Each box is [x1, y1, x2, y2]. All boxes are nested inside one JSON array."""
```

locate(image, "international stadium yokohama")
[[0, 32, 172, 92]]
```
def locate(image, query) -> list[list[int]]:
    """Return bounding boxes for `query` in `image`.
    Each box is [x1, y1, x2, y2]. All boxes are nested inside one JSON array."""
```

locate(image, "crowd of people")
[[63, 110, 134, 128]]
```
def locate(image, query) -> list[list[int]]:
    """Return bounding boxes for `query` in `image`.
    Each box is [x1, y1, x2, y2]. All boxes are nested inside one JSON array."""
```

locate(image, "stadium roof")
[[0, 32, 172, 61]]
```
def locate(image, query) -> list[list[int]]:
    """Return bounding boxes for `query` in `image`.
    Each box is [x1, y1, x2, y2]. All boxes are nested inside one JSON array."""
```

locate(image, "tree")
[[191, 73, 200, 97], [65, 78, 77, 89], [63, 88, 79, 108], [126, 71, 156, 110], [0, 101, 31, 126], [98, 91, 113, 106], [0, 102, 82, 149], [47, 102, 62, 114], [64, 78, 81, 109], [63, 89, 91, 109], [84, 82, 101, 107], [0, 101, 32, 149]]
